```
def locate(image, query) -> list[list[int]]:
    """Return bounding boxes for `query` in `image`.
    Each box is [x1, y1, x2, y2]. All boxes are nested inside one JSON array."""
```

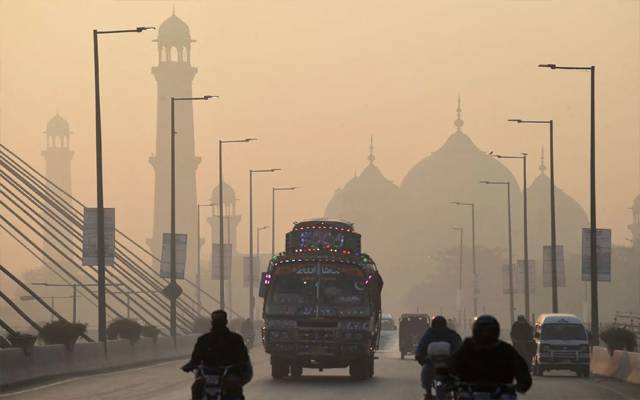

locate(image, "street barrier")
[[0, 335, 197, 389], [590, 345, 640, 384]]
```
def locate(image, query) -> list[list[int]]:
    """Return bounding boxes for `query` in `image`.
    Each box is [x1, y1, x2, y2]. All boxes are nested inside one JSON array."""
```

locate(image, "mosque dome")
[[527, 149, 589, 256], [399, 97, 523, 253], [325, 138, 403, 221]]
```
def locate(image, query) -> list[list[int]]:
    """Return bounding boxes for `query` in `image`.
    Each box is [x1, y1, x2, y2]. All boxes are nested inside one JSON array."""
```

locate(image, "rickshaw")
[[398, 313, 430, 359]]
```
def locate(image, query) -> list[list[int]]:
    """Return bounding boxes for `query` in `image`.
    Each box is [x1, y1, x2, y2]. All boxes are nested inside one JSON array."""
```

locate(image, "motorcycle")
[[427, 342, 453, 400], [184, 364, 245, 400], [445, 380, 517, 400]]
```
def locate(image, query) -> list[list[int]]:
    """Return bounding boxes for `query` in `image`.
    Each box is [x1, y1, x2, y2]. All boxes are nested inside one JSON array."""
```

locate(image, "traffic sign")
[[162, 282, 183, 300]]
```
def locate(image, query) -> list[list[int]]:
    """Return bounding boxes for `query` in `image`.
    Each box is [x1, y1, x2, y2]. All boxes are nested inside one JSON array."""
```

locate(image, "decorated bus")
[[259, 219, 383, 379]]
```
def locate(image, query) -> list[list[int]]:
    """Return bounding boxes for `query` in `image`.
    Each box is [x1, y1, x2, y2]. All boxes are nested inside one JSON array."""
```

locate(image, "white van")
[[533, 313, 590, 377]]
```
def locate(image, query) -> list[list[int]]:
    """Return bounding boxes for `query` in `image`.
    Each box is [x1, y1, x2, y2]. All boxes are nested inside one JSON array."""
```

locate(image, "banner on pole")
[[82, 208, 115, 266], [543, 245, 566, 287], [516, 260, 535, 294], [243, 256, 261, 288], [581, 228, 611, 281], [212, 244, 232, 280], [160, 233, 188, 279]]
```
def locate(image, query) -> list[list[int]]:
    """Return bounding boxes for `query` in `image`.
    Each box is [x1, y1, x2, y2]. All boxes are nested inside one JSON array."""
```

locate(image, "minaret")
[[42, 114, 74, 193], [148, 11, 200, 277], [42, 114, 74, 267], [368, 136, 375, 165], [454, 94, 464, 134]]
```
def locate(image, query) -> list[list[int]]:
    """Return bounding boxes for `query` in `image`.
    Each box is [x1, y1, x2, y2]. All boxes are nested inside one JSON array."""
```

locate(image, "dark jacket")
[[450, 338, 532, 393], [184, 327, 253, 385], [510, 320, 534, 343], [415, 327, 462, 364]]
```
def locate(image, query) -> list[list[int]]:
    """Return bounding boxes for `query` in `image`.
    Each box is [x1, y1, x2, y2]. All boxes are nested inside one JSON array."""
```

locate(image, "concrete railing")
[[591, 345, 640, 384], [0, 335, 198, 389]]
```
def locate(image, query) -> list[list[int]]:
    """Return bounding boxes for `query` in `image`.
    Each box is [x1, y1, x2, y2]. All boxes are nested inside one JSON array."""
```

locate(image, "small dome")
[[45, 114, 70, 136], [633, 194, 640, 213], [157, 13, 191, 46], [211, 181, 236, 205]]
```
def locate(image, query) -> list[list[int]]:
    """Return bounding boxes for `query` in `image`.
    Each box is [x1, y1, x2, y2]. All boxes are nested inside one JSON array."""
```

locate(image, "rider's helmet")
[[472, 315, 500, 345], [431, 315, 447, 329]]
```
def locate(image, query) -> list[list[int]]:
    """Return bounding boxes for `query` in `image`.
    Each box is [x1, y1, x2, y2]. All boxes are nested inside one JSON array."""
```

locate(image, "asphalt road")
[[2, 333, 639, 400]]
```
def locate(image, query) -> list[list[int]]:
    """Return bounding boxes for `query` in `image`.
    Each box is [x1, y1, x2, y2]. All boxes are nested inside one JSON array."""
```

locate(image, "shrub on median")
[[107, 318, 142, 344], [39, 320, 87, 350], [600, 327, 637, 354]]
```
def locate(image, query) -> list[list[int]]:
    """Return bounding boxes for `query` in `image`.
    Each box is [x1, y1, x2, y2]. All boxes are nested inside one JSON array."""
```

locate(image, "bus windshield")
[[266, 262, 370, 317]]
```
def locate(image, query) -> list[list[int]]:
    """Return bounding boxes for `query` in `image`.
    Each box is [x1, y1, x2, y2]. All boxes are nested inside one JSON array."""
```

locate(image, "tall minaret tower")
[[41, 114, 74, 269], [42, 114, 73, 193], [148, 11, 200, 275]]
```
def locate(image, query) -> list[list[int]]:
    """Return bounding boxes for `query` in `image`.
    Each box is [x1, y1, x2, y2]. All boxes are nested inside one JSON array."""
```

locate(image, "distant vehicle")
[[398, 313, 430, 360], [533, 313, 590, 377], [260, 219, 383, 380], [381, 314, 397, 331]]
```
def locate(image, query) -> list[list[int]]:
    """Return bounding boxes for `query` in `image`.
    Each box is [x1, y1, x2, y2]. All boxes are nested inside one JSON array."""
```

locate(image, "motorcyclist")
[[415, 315, 462, 400], [449, 315, 532, 395], [182, 310, 253, 400], [510, 315, 534, 367]]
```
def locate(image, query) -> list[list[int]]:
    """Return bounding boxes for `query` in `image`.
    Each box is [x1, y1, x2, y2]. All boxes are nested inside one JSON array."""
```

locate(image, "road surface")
[[2, 333, 639, 400]]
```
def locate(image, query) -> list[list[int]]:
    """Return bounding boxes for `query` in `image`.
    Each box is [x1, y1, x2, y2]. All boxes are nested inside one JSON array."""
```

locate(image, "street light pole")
[[272, 187, 298, 257], [218, 139, 256, 311], [452, 202, 478, 316], [170, 96, 215, 344], [257, 226, 269, 270], [249, 169, 280, 321], [480, 181, 514, 324], [452, 227, 463, 325], [538, 63, 598, 342], [93, 25, 153, 348], [508, 119, 558, 313], [493, 152, 530, 318], [197, 203, 214, 316]]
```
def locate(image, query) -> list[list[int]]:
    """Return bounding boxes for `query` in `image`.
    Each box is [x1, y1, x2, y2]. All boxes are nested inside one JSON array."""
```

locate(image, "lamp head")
[[244, 138, 257, 142], [507, 119, 522, 123], [203, 95, 218, 100], [538, 63, 557, 69], [136, 26, 155, 32]]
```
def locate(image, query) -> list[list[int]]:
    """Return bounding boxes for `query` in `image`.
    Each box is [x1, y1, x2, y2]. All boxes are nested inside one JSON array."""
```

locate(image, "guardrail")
[[0, 335, 197, 389], [591, 345, 640, 384]]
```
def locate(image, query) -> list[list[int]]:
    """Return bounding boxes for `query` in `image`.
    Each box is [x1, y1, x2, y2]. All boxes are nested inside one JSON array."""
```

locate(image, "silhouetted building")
[[148, 12, 200, 278], [42, 114, 74, 267], [400, 96, 523, 256], [527, 149, 588, 258], [42, 114, 73, 193], [324, 138, 405, 279], [630, 194, 640, 249]]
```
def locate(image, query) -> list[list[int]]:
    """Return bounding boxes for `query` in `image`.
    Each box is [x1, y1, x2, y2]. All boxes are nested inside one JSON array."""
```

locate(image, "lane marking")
[[0, 361, 174, 398]]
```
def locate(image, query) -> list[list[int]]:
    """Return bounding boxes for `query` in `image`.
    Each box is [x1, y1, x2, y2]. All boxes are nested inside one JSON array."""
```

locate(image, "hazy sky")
[[1, 0, 639, 272]]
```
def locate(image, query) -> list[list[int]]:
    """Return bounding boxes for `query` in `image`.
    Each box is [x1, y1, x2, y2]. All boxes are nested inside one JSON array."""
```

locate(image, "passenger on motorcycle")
[[449, 315, 532, 396], [415, 315, 462, 400], [182, 310, 253, 400]]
